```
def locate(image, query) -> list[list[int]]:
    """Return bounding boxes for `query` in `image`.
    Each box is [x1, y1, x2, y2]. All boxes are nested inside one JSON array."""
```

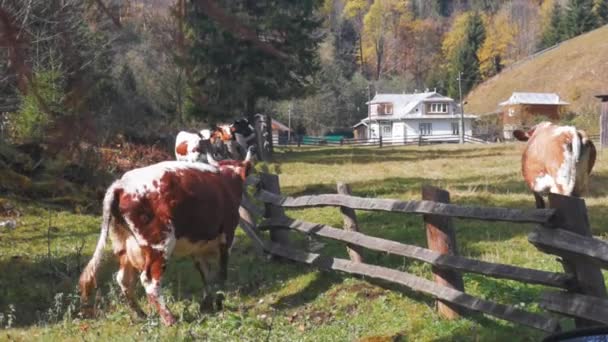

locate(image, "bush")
[[9, 68, 65, 143]]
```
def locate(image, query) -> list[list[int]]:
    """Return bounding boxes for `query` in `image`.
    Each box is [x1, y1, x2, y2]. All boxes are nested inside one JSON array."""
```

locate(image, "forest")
[[1, 0, 607, 143]]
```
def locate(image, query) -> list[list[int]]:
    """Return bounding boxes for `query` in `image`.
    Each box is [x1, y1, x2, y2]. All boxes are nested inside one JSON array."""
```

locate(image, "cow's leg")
[[140, 248, 175, 326], [116, 252, 146, 319], [533, 192, 545, 208], [215, 242, 229, 310], [193, 257, 215, 311]]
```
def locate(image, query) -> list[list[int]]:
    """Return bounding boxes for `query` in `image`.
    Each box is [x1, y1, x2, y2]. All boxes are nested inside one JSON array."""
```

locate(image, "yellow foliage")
[[539, 0, 556, 33], [478, 10, 518, 78], [362, 0, 411, 77], [442, 12, 472, 62], [343, 0, 370, 19]]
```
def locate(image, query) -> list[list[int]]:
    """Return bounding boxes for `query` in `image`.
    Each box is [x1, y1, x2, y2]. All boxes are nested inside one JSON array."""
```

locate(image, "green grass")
[[1, 143, 608, 341], [466, 25, 608, 118]]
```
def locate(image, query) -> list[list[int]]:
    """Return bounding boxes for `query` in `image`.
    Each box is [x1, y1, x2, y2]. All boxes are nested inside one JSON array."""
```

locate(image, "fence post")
[[260, 173, 290, 247], [548, 194, 607, 328], [422, 185, 465, 319], [336, 182, 364, 263], [379, 136, 383, 148]]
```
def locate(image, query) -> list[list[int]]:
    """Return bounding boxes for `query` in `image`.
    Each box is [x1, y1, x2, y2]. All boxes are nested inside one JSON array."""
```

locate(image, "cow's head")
[[205, 145, 255, 182], [513, 122, 552, 142]]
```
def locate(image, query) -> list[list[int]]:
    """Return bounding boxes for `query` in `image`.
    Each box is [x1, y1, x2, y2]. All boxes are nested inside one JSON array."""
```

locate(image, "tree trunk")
[[245, 96, 256, 123]]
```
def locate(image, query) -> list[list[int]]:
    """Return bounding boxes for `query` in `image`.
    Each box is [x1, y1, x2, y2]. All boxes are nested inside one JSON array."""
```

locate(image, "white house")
[[353, 91, 477, 142]]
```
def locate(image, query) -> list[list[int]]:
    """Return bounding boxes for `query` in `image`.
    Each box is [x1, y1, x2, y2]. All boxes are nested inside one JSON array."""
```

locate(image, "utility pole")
[[367, 84, 371, 140], [457, 71, 465, 144], [288, 102, 292, 143]]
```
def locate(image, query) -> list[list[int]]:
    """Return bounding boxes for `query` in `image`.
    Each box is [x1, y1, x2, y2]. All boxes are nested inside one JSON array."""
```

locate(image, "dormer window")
[[377, 103, 393, 115], [385, 104, 393, 114], [429, 103, 448, 113]]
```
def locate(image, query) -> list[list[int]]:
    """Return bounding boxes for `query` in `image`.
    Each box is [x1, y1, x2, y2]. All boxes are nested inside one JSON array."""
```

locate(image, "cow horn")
[[206, 152, 219, 167], [245, 146, 256, 162]]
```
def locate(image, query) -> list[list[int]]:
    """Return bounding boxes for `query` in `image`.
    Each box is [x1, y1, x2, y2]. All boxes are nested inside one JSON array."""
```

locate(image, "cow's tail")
[[566, 128, 582, 195], [79, 180, 121, 307]]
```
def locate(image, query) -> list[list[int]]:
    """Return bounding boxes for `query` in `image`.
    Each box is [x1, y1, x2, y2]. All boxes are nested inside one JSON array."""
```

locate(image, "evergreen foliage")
[[564, 0, 598, 38], [539, 2, 566, 49], [448, 12, 485, 98], [186, 0, 323, 122]]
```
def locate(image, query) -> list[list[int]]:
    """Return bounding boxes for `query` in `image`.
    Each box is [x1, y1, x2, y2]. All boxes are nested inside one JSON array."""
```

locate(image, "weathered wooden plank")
[[260, 218, 572, 288], [255, 190, 555, 224], [262, 242, 561, 333], [337, 182, 364, 263], [238, 206, 266, 256], [528, 227, 608, 269], [241, 195, 265, 218], [547, 193, 607, 328], [540, 291, 608, 325], [260, 173, 290, 246], [245, 175, 261, 186], [422, 185, 465, 319]]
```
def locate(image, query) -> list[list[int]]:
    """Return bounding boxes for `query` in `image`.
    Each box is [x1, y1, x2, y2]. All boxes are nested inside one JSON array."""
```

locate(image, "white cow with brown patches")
[[513, 122, 596, 208], [79, 149, 254, 325]]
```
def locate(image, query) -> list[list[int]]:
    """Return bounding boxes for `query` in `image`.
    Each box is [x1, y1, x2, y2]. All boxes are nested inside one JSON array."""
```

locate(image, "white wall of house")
[[370, 120, 473, 139], [404, 119, 472, 136]]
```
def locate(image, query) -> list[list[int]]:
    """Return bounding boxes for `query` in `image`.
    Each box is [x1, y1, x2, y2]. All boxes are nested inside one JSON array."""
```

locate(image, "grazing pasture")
[[1, 143, 608, 341]]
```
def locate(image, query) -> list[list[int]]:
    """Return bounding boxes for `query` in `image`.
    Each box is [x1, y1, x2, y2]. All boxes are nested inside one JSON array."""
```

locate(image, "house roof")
[[367, 92, 454, 115], [353, 120, 368, 128], [498, 92, 569, 106], [272, 119, 291, 132]]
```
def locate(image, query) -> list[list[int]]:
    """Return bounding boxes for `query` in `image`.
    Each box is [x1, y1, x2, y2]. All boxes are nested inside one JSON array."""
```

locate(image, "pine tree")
[[564, 0, 598, 39], [448, 11, 485, 98], [186, 0, 322, 122], [593, 0, 608, 26], [539, 2, 565, 49]]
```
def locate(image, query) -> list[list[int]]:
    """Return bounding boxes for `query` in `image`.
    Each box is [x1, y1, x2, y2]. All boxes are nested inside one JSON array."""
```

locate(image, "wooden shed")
[[499, 92, 569, 139]]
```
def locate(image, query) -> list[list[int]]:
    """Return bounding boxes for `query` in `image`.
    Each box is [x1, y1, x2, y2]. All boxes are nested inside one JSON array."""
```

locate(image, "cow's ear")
[[513, 130, 529, 141]]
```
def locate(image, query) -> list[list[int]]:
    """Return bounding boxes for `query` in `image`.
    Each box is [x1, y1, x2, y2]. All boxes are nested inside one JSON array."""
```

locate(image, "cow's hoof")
[[161, 312, 177, 326], [130, 308, 147, 321], [215, 292, 225, 311], [200, 294, 215, 312]]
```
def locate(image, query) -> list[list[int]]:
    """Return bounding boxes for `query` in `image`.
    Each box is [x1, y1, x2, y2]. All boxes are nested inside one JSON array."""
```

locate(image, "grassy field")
[[1, 143, 608, 341]]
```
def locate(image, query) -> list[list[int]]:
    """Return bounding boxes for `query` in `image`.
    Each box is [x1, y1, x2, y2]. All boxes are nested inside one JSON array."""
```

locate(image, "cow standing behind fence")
[[513, 122, 596, 208]]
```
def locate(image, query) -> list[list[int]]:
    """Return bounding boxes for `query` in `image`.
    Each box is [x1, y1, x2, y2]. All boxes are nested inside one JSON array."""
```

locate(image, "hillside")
[[465, 25, 608, 116]]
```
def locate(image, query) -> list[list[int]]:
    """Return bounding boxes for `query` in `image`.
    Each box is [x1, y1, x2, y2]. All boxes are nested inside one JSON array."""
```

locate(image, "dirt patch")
[[325, 281, 387, 305]]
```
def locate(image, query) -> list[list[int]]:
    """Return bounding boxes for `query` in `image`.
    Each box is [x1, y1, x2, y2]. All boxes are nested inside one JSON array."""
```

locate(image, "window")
[[377, 103, 393, 115], [385, 104, 393, 114], [452, 122, 460, 135], [382, 125, 392, 136], [419, 123, 432, 136], [429, 103, 448, 113]]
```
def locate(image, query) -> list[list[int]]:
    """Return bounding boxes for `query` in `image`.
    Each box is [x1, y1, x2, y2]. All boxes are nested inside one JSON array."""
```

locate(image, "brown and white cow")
[[174, 130, 208, 162], [513, 121, 596, 208], [79, 148, 254, 326]]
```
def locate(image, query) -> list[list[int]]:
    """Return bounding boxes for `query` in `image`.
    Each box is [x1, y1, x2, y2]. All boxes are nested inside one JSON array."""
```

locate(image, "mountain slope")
[[465, 25, 608, 115]]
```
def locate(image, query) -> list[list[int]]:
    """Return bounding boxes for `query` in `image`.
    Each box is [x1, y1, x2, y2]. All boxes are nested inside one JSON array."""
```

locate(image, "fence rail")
[[239, 173, 608, 335], [273, 134, 490, 147], [273, 134, 601, 147], [256, 189, 556, 224], [258, 217, 572, 288]]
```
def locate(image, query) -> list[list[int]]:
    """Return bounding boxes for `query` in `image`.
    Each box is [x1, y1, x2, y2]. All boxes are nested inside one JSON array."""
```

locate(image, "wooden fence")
[[273, 134, 490, 147], [273, 134, 601, 148], [239, 173, 608, 334]]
